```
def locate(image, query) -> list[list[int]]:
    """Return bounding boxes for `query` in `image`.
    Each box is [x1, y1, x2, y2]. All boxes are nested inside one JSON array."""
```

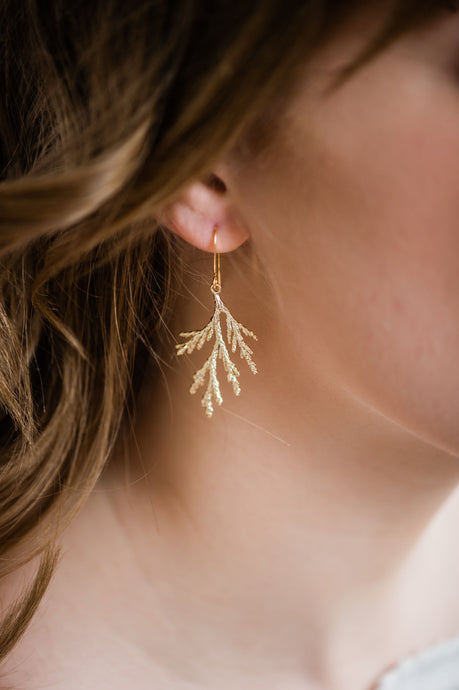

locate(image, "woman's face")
[[221, 7, 459, 455]]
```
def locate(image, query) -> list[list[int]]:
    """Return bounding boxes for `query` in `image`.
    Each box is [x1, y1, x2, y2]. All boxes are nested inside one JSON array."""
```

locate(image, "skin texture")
[[4, 5, 459, 690]]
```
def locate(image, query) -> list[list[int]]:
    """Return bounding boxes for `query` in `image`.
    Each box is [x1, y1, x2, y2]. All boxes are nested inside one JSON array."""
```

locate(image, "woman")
[[1, 0, 459, 687]]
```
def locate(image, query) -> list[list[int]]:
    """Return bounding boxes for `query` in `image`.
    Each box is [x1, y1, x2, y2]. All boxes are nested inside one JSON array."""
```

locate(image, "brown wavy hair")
[[0, 0, 453, 669]]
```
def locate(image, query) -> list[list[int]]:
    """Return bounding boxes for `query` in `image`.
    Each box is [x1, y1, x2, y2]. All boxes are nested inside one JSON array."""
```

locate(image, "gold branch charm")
[[175, 225, 258, 418], [176, 291, 257, 417]]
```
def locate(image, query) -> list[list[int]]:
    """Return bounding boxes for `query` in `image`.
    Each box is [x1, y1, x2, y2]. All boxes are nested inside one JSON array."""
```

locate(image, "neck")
[[97, 261, 459, 688]]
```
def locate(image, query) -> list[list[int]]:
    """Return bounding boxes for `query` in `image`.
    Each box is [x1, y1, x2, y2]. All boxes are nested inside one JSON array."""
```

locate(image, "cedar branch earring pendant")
[[175, 225, 258, 418]]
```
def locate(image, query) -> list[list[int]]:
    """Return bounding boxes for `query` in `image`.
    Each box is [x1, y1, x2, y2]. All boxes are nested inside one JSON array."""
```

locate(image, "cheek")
[[306, 105, 459, 445], [234, 92, 459, 453]]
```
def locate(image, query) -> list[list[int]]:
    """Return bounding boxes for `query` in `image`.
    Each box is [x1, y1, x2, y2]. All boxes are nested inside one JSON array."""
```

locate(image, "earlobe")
[[158, 176, 250, 253]]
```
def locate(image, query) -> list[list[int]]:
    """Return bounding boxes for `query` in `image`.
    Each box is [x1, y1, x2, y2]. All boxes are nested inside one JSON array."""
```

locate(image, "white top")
[[375, 636, 459, 689]]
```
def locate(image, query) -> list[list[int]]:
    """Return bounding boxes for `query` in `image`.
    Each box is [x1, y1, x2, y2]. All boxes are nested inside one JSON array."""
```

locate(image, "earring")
[[175, 225, 258, 418]]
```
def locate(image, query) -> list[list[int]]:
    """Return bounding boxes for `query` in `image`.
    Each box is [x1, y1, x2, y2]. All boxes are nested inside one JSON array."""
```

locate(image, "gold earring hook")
[[211, 224, 221, 294]]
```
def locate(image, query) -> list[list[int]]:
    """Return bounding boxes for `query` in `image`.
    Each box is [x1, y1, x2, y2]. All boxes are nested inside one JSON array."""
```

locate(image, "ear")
[[158, 171, 250, 253]]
